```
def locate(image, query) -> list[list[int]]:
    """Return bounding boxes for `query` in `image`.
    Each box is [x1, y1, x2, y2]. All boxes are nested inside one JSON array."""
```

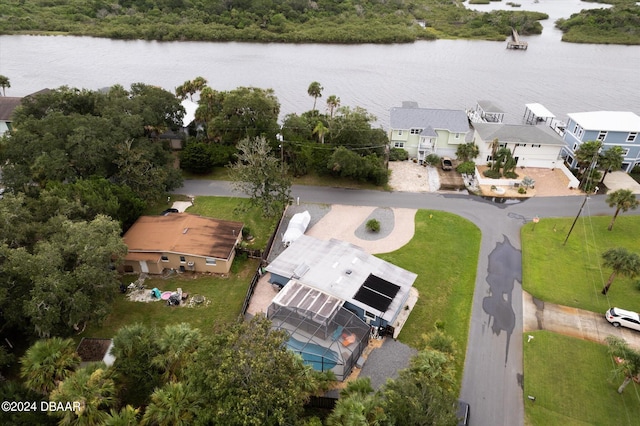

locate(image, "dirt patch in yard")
[[76, 338, 112, 363]]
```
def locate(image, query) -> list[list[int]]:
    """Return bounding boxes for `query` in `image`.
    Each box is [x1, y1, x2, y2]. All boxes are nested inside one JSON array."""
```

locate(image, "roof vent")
[[345, 270, 352, 275], [182, 228, 189, 234]]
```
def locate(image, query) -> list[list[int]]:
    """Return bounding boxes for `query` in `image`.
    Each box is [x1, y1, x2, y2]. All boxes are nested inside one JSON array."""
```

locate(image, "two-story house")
[[473, 122, 566, 169], [561, 111, 640, 172], [389, 102, 472, 164]]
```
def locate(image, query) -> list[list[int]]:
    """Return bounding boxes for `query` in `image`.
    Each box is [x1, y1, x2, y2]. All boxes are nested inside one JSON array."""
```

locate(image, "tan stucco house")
[[122, 213, 243, 274]]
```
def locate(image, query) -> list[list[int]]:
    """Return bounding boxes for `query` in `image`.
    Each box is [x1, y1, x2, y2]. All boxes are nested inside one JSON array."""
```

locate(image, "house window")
[[531, 144, 541, 148], [573, 143, 578, 151], [577, 128, 584, 139], [573, 123, 579, 134], [597, 131, 607, 141], [394, 142, 404, 148], [397, 130, 403, 136], [180, 256, 186, 263], [515, 143, 526, 147], [161, 256, 169, 262], [205, 257, 216, 266], [410, 128, 421, 135], [621, 148, 630, 156], [364, 311, 376, 319], [455, 133, 460, 139], [486, 155, 493, 162], [628, 132, 638, 142]]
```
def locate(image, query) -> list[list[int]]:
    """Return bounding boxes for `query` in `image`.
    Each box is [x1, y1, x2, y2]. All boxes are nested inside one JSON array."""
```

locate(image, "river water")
[[0, 0, 638, 129]]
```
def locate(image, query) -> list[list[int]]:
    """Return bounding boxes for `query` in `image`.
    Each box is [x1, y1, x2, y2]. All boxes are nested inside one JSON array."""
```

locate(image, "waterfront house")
[[473, 122, 565, 169], [122, 213, 243, 274], [561, 111, 640, 172], [389, 102, 472, 163]]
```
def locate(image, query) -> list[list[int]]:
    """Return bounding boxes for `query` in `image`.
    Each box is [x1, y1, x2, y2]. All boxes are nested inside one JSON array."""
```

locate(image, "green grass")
[[186, 196, 279, 248], [378, 210, 480, 382], [81, 258, 259, 340], [523, 331, 640, 425], [521, 216, 640, 313]]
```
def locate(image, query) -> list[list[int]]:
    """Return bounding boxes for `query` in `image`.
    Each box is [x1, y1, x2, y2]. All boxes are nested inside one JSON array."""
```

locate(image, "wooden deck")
[[507, 27, 528, 50]]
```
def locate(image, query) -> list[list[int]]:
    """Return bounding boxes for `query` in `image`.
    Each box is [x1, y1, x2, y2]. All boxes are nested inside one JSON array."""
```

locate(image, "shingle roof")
[[473, 123, 565, 146], [567, 111, 640, 132], [390, 106, 470, 133], [0, 97, 22, 121], [123, 214, 243, 260]]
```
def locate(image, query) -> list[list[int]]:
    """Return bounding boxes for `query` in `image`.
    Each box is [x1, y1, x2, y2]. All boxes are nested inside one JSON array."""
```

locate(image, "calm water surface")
[[0, 1, 638, 129]]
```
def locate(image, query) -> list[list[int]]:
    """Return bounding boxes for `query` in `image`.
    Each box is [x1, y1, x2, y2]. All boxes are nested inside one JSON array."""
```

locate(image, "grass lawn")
[[181, 167, 389, 190], [185, 196, 278, 248], [523, 331, 640, 425], [521, 215, 640, 313], [82, 258, 259, 340], [378, 210, 480, 383]]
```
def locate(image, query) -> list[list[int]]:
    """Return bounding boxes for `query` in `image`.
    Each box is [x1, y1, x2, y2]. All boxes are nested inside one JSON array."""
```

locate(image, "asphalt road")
[[178, 180, 632, 426]]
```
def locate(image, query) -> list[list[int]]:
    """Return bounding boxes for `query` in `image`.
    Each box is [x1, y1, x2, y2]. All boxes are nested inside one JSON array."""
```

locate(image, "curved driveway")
[[179, 180, 635, 426]]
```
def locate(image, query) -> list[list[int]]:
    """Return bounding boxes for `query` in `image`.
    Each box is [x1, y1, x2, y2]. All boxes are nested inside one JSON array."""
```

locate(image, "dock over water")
[[507, 27, 528, 50]]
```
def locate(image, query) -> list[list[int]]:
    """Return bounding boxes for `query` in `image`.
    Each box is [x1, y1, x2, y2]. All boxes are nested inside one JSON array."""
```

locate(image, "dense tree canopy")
[[1, 85, 183, 201], [0, 0, 553, 43]]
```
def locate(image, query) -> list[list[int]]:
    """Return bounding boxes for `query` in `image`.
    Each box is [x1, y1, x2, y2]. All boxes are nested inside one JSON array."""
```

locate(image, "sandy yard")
[[388, 161, 439, 192], [476, 165, 580, 198]]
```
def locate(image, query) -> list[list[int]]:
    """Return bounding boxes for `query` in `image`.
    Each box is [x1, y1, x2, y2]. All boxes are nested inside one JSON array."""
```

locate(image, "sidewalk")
[[523, 291, 640, 350]]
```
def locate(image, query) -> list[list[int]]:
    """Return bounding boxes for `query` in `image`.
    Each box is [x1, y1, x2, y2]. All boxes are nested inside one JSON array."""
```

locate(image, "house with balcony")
[[389, 102, 472, 164], [473, 122, 566, 169], [122, 213, 243, 274], [561, 111, 640, 172]]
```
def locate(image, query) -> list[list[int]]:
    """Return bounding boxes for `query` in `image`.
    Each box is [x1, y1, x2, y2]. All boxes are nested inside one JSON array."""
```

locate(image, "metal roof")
[[265, 235, 417, 322], [473, 123, 565, 146], [390, 106, 470, 133], [567, 111, 640, 132], [525, 103, 555, 118]]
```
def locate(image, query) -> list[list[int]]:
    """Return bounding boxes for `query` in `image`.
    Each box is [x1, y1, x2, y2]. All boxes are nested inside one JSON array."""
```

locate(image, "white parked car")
[[605, 307, 640, 332]]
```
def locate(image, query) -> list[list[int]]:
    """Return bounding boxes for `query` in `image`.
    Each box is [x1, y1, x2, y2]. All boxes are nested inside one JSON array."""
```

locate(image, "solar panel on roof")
[[352, 274, 400, 313], [353, 287, 391, 312], [363, 275, 400, 298]]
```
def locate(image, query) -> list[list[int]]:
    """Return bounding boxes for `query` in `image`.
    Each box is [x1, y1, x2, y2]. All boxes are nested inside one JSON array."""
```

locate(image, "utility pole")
[[563, 195, 588, 246]]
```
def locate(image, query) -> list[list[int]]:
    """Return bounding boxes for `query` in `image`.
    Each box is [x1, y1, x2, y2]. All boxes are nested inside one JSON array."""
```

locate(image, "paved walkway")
[[523, 291, 640, 350]]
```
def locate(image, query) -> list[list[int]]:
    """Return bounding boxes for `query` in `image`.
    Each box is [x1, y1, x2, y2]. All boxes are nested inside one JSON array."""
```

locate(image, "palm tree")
[[0, 74, 10, 96], [326, 95, 341, 119], [574, 140, 602, 174], [20, 337, 81, 395], [312, 121, 328, 144], [49, 362, 116, 426], [307, 81, 323, 113], [601, 247, 640, 294], [151, 323, 201, 383], [606, 336, 640, 394], [104, 405, 141, 426], [598, 146, 624, 184], [141, 382, 201, 426], [606, 188, 639, 231], [326, 378, 385, 426], [455, 142, 479, 163]]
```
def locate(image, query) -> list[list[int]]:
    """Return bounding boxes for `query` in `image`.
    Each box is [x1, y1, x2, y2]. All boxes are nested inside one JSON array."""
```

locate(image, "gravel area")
[[358, 338, 418, 390], [354, 207, 395, 241], [388, 161, 440, 192]]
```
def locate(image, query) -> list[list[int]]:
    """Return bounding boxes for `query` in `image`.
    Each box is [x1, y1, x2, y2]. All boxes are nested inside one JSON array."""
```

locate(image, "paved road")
[[179, 180, 633, 426]]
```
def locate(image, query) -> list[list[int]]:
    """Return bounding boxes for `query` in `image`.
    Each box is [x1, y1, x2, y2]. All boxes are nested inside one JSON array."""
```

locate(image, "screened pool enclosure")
[[267, 284, 370, 381]]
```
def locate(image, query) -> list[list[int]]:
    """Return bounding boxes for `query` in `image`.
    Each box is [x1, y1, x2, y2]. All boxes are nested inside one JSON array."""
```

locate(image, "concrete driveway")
[[604, 171, 640, 194], [523, 291, 640, 350]]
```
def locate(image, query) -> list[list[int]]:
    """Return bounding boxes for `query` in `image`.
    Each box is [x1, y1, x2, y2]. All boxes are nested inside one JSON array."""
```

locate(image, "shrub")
[[456, 161, 476, 175], [425, 154, 440, 166], [483, 169, 502, 179], [518, 187, 527, 194], [504, 171, 518, 179], [366, 218, 380, 233], [389, 148, 409, 161]]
